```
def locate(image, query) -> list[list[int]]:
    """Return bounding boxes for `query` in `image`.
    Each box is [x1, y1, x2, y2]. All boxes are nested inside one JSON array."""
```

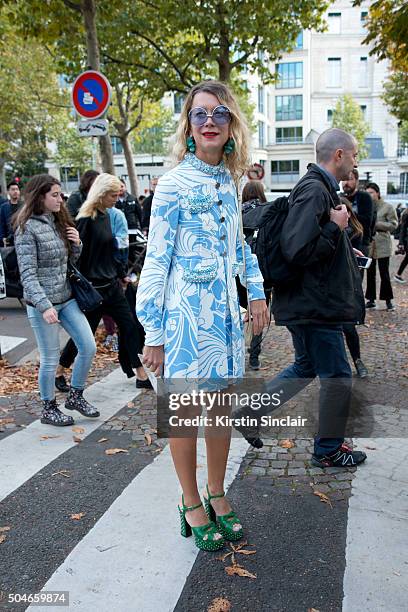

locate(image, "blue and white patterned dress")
[[136, 153, 265, 381]]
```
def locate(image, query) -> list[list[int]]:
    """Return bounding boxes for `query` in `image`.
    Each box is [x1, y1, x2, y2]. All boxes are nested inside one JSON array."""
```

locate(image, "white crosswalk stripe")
[[0, 368, 140, 502], [28, 439, 247, 612]]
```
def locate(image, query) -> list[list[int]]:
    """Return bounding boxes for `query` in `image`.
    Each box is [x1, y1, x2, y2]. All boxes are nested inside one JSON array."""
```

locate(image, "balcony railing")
[[275, 137, 304, 144], [397, 146, 408, 158]]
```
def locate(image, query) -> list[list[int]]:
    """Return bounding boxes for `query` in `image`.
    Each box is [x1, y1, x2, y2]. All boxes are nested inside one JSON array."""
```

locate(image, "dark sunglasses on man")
[[188, 105, 232, 127]]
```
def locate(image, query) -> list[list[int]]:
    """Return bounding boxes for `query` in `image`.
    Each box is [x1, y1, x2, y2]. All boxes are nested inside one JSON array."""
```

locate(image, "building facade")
[[249, 0, 403, 196]]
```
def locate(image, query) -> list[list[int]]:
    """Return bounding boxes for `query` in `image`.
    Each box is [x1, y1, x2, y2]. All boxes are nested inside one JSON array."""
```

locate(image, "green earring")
[[186, 136, 196, 153], [224, 137, 235, 155]]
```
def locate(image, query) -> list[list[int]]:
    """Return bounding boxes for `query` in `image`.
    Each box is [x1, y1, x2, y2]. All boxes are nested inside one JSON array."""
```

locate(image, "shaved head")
[[316, 128, 357, 163]]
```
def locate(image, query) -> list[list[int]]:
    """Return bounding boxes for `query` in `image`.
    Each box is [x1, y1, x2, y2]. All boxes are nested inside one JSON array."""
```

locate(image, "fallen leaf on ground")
[[40, 435, 61, 440], [73, 436, 82, 443], [0, 534, 6, 544], [72, 426, 85, 434], [97, 437, 108, 443], [364, 446, 376, 450], [0, 526, 11, 533], [70, 512, 85, 520], [279, 439, 295, 448], [0, 417, 14, 425], [207, 597, 232, 612], [51, 470, 70, 478], [225, 563, 256, 579], [105, 448, 129, 455], [127, 401, 135, 408], [313, 490, 333, 508], [307, 608, 320, 612], [236, 549, 256, 556], [144, 433, 152, 446]]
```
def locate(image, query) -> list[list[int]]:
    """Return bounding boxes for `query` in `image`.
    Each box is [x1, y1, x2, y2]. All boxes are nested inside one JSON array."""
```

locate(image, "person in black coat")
[[141, 177, 159, 236], [341, 168, 375, 256], [66, 170, 99, 219], [116, 180, 143, 230], [252, 128, 367, 468]]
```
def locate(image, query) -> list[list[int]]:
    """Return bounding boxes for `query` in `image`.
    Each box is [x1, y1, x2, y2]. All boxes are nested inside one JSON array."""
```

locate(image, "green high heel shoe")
[[178, 495, 225, 552], [203, 484, 243, 542]]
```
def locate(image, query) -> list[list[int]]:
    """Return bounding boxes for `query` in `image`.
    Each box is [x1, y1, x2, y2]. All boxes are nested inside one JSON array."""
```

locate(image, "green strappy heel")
[[203, 484, 243, 542], [178, 496, 225, 551]]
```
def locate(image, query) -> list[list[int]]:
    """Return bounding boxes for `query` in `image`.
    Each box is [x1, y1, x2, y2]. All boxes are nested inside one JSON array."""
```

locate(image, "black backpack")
[[242, 196, 300, 290]]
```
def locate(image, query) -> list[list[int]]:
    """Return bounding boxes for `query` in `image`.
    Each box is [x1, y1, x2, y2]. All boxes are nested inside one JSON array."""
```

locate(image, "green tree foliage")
[[53, 112, 93, 175], [332, 95, 370, 159], [132, 102, 176, 155], [104, 0, 328, 90], [0, 27, 66, 190], [354, 0, 408, 122]]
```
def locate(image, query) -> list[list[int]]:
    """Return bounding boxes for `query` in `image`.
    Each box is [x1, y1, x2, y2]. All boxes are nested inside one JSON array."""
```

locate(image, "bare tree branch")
[[62, 0, 82, 12]]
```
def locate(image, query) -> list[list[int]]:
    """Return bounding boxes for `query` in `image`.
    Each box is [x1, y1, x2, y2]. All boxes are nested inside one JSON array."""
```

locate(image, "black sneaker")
[[249, 356, 260, 370], [386, 300, 395, 311], [41, 399, 75, 427], [65, 389, 100, 418], [354, 358, 368, 378], [136, 378, 153, 389], [55, 375, 70, 392], [312, 442, 367, 468], [365, 300, 376, 309]]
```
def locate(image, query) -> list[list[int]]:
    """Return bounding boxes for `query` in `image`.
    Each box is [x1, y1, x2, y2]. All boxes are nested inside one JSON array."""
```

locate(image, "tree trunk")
[[0, 159, 6, 196], [82, 0, 114, 174], [121, 134, 138, 196]]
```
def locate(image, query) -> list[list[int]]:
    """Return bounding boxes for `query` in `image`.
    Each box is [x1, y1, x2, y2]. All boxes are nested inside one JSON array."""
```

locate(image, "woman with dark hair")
[[341, 196, 369, 378], [66, 169, 99, 219], [14, 175, 98, 426], [241, 180, 267, 206], [241, 180, 269, 370]]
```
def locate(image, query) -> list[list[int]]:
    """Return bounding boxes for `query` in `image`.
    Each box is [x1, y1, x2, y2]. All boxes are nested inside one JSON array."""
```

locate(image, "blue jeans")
[[27, 299, 96, 401], [265, 324, 352, 456]]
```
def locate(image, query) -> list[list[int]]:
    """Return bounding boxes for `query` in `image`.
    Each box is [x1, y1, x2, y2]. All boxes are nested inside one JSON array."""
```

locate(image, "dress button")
[[217, 199, 222, 206], [215, 182, 220, 189], [221, 251, 227, 256], [220, 235, 226, 240], [220, 216, 225, 222]]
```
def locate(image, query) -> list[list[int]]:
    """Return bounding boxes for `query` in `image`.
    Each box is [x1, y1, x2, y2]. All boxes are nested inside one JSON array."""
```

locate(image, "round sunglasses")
[[188, 105, 232, 127]]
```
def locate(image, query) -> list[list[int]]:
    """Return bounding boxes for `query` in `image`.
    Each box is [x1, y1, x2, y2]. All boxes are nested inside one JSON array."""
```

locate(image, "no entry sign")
[[71, 70, 112, 119]]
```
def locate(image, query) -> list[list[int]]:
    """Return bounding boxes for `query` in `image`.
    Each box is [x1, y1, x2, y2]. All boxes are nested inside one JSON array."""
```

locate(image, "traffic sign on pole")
[[247, 163, 265, 181], [71, 70, 112, 120], [77, 119, 109, 137]]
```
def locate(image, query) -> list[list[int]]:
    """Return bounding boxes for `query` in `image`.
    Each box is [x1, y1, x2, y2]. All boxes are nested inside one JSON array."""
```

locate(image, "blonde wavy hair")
[[76, 173, 122, 220], [173, 80, 251, 184]]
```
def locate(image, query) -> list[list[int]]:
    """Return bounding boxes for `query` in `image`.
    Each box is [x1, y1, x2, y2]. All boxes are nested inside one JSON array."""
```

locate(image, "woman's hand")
[[142, 345, 164, 377], [244, 299, 270, 336], [43, 307, 60, 324], [66, 226, 81, 245]]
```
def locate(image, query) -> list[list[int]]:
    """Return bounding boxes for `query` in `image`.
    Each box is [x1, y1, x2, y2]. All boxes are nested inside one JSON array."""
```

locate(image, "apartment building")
[[249, 0, 402, 195]]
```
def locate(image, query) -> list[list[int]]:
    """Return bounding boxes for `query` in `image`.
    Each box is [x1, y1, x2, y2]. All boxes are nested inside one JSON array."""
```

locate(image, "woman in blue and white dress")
[[136, 81, 268, 551]]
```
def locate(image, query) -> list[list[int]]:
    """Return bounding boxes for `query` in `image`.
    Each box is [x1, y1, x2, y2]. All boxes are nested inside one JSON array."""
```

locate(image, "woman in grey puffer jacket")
[[14, 174, 98, 427]]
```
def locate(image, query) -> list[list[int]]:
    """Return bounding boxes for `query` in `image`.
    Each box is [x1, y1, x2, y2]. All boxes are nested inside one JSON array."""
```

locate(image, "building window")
[[271, 160, 300, 183], [327, 57, 341, 87], [174, 93, 184, 114], [295, 32, 303, 49], [111, 136, 123, 155], [327, 109, 333, 122], [359, 57, 368, 87], [328, 12, 341, 34], [258, 86, 264, 114], [360, 104, 367, 119], [276, 127, 303, 144], [360, 11, 368, 30], [276, 95, 303, 121], [400, 172, 408, 193], [258, 121, 265, 148], [276, 62, 303, 89]]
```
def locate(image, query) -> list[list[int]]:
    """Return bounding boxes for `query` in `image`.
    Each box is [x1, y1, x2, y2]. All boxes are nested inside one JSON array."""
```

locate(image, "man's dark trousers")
[[264, 324, 352, 456]]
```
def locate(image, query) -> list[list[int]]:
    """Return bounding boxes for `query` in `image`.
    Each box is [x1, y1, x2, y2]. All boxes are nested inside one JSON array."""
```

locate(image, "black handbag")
[[67, 261, 103, 312]]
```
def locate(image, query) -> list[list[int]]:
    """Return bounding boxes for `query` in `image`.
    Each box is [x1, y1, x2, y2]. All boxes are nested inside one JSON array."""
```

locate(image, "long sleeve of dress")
[[136, 179, 180, 345]]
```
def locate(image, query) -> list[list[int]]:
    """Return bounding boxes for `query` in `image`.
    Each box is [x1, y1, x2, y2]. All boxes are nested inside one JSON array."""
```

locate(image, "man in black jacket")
[[66, 170, 99, 219], [264, 128, 367, 468], [342, 168, 375, 255], [116, 180, 143, 231]]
